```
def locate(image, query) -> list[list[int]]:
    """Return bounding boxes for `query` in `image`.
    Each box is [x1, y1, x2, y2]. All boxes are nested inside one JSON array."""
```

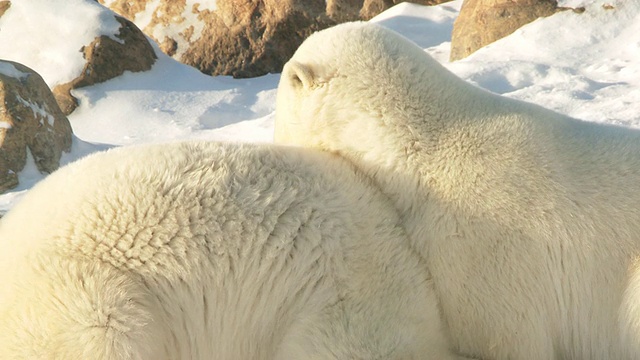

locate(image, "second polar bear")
[[0, 141, 468, 360], [275, 22, 640, 360]]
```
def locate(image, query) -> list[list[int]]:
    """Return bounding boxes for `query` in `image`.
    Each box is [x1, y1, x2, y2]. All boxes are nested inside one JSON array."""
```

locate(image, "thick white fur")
[[274, 21, 640, 360], [0, 141, 468, 360]]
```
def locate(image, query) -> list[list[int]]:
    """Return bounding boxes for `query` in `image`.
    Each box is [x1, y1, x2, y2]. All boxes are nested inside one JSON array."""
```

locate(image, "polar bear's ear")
[[286, 61, 315, 90]]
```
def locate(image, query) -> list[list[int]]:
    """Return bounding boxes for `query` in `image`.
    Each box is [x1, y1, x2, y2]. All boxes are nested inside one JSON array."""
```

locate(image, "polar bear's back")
[[0, 141, 412, 359], [1, 142, 374, 275]]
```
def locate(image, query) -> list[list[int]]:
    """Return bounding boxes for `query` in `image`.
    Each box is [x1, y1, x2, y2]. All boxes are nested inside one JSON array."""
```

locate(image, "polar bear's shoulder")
[[0, 142, 387, 266]]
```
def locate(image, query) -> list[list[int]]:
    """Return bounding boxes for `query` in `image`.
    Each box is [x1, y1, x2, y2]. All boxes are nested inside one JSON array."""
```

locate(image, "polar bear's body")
[[0, 142, 465, 359], [275, 22, 640, 360]]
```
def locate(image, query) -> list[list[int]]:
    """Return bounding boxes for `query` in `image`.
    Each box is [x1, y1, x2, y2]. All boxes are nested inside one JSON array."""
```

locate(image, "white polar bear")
[[0, 141, 470, 360], [274, 21, 640, 360]]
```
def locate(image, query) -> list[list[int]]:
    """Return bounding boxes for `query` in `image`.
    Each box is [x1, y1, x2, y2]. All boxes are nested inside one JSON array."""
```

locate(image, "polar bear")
[[274, 21, 640, 360], [0, 141, 470, 360]]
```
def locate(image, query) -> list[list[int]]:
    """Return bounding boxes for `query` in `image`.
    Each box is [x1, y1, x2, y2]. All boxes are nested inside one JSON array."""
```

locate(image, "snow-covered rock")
[[0, 0, 156, 114], [0, 61, 72, 192]]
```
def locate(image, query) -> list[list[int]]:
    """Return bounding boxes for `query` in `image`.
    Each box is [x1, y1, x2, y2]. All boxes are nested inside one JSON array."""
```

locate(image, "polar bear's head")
[[275, 22, 459, 169]]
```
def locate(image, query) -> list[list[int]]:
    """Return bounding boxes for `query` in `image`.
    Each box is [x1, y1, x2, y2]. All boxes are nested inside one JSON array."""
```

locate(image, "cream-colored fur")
[[274, 21, 640, 360], [0, 141, 468, 359]]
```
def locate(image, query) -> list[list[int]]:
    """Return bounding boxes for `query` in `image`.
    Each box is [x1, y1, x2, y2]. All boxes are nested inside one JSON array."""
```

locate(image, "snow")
[[444, 0, 640, 126], [188, 0, 217, 12], [148, 0, 214, 58], [0, 0, 122, 87], [371, 1, 461, 54], [16, 96, 56, 127], [68, 43, 279, 145], [0, 0, 639, 214], [132, 0, 161, 29], [0, 62, 29, 80]]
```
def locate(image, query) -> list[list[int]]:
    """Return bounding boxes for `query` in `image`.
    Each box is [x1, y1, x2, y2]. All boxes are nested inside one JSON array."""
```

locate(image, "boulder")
[[182, 0, 333, 78], [0, 1, 9, 17], [52, 16, 157, 114], [99, 0, 450, 78], [326, 0, 363, 22], [0, 61, 73, 192], [450, 0, 560, 61]]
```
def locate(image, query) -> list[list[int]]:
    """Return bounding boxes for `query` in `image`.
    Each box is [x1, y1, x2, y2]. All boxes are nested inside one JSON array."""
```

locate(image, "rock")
[[99, 0, 450, 78], [326, 0, 363, 22], [0, 1, 10, 17], [181, 0, 333, 78], [450, 0, 560, 61], [0, 61, 73, 193], [360, 0, 396, 20], [52, 16, 157, 114]]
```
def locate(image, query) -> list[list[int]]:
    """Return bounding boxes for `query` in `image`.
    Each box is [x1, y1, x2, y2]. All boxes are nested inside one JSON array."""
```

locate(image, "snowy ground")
[[0, 0, 638, 213]]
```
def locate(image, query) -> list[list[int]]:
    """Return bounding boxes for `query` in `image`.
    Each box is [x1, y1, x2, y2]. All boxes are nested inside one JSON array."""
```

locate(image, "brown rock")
[[53, 16, 157, 114], [99, 0, 450, 78], [99, 0, 146, 20], [101, 0, 330, 78], [160, 36, 179, 57], [0, 1, 10, 18], [181, 0, 333, 78], [0, 61, 73, 192], [361, 0, 394, 20], [450, 0, 560, 61], [326, 0, 363, 22]]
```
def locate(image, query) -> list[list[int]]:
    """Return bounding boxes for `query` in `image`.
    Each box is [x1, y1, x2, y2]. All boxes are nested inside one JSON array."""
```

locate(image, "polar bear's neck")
[[347, 79, 551, 260]]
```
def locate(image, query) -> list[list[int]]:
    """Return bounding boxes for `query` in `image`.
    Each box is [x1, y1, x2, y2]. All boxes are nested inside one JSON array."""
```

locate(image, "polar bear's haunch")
[[0, 142, 465, 359], [275, 22, 640, 360]]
